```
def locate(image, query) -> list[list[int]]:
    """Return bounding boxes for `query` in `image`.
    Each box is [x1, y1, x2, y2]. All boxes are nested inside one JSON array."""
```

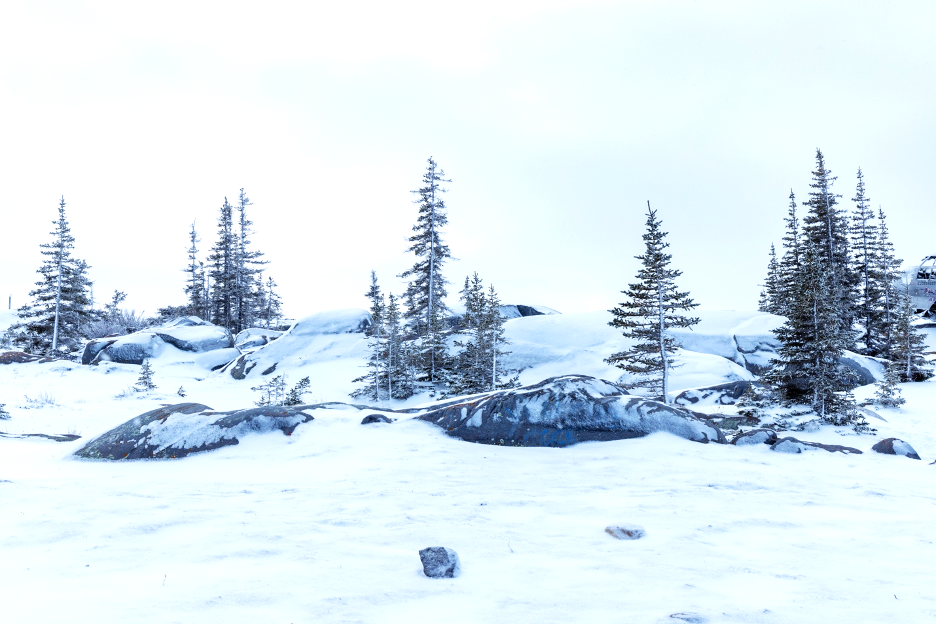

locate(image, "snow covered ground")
[[2, 310, 936, 622]]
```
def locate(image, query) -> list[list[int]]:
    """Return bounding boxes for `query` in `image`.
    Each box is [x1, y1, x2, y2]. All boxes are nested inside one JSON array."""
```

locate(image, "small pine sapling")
[[0, 402, 10, 420], [134, 358, 157, 392], [252, 375, 287, 406], [734, 385, 770, 419], [873, 362, 905, 408], [284, 377, 311, 406], [177, 386, 187, 398]]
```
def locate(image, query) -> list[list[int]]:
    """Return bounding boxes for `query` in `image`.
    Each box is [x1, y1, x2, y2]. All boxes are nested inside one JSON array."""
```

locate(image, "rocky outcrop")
[[418, 375, 726, 447], [670, 311, 784, 374], [74, 403, 313, 460], [673, 380, 755, 406], [234, 328, 284, 352], [82, 317, 234, 365], [361, 414, 393, 424], [770, 437, 862, 455], [0, 351, 59, 365], [871, 437, 921, 460]]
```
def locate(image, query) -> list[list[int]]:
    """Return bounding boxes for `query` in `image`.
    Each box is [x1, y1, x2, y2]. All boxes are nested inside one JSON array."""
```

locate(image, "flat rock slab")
[[74, 403, 313, 460], [605, 524, 646, 540], [0, 431, 81, 442], [0, 351, 60, 365], [418, 375, 726, 447], [419, 547, 461, 578], [871, 437, 921, 460], [770, 436, 862, 455]]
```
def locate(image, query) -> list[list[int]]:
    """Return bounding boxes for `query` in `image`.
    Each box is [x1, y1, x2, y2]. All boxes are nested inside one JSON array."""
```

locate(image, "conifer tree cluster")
[[182, 189, 282, 332], [762, 149, 930, 422]]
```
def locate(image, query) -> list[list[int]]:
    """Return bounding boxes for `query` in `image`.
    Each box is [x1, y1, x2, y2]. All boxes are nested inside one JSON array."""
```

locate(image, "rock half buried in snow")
[[770, 436, 862, 455], [605, 524, 646, 540], [82, 316, 234, 365], [672, 380, 755, 407], [361, 414, 393, 424], [418, 375, 726, 447], [74, 402, 313, 460], [730, 428, 778, 446], [419, 547, 461, 578], [871, 437, 921, 460]]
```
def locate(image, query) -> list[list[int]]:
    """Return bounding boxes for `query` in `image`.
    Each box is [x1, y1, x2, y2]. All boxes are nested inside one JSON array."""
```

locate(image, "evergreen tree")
[[759, 243, 782, 314], [605, 204, 699, 402], [384, 293, 413, 399], [252, 375, 287, 406], [259, 275, 283, 329], [233, 189, 266, 332], [0, 402, 10, 420], [134, 358, 157, 392], [873, 362, 905, 408], [398, 157, 452, 384], [207, 197, 237, 330], [183, 221, 206, 318], [776, 189, 801, 316], [890, 284, 933, 382], [352, 271, 387, 401], [285, 377, 311, 406], [801, 148, 856, 349], [765, 241, 858, 422], [850, 168, 883, 354], [15, 197, 94, 354], [874, 207, 902, 359]]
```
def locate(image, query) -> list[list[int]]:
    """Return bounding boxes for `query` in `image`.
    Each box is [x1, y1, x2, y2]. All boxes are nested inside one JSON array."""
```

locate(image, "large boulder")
[[221, 309, 372, 380], [670, 311, 785, 374], [234, 328, 284, 352], [82, 317, 234, 365], [672, 380, 755, 407], [418, 375, 726, 447], [871, 438, 921, 460], [74, 403, 313, 460], [731, 428, 779, 446]]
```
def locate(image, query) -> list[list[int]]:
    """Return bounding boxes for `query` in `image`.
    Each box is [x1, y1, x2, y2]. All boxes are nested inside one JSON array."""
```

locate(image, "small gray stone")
[[419, 547, 461, 578], [361, 414, 393, 425], [871, 437, 921, 460], [605, 524, 646, 540], [731, 428, 778, 446]]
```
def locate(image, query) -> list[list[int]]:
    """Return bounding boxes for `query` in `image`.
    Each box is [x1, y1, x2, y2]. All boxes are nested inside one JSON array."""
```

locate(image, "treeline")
[[6, 189, 284, 355]]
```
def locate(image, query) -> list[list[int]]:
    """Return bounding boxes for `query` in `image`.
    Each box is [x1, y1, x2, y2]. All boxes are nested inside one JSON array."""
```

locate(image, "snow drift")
[[82, 316, 234, 365]]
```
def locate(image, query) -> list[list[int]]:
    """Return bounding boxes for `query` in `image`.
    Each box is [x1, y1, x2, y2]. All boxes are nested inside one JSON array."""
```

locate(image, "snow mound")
[[222, 309, 372, 381], [670, 310, 785, 374], [74, 402, 314, 460], [418, 375, 726, 446], [871, 437, 922, 460], [82, 317, 234, 365], [234, 328, 284, 352]]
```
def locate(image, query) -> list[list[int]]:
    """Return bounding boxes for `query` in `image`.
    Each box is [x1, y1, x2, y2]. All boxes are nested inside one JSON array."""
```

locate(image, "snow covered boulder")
[[361, 414, 393, 424], [670, 311, 784, 374], [672, 380, 754, 407], [418, 375, 726, 447], [497, 304, 560, 319], [770, 437, 862, 455], [730, 428, 778, 446], [419, 547, 461, 578], [82, 317, 234, 365], [234, 328, 284, 352], [74, 403, 314, 460], [871, 438, 921, 460], [222, 309, 371, 380]]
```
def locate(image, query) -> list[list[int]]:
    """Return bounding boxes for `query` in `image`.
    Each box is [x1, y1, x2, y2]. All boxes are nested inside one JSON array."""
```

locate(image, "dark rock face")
[[731, 428, 778, 446], [0, 351, 59, 365], [81, 317, 234, 365], [419, 547, 461, 578], [418, 375, 726, 447], [74, 403, 313, 460], [871, 437, 921, 460], [770, 437, 862, 455], [361, 414, 393, 424], [673, 380, 755, 406]]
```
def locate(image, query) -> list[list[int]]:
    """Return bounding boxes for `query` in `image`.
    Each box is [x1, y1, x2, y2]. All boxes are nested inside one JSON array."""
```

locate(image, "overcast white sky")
[[2, 1, 934, 319]]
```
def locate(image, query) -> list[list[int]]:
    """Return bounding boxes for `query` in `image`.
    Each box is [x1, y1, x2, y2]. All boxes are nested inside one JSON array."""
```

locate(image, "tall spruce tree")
[[605, 204, 699, 403], [233, 189, 266, 332], [874, 207, 902, 358], [849, 168, 883, 354], [352, 271, 387, 401], [776, 189, 801, 316], [801, 148, 856, 349], [384, 293, 414, 399], [15, 197, 94, 354], [207, 197, 237, 330], [759, 243, 782, 314], [183, 221, 206, 318], [398, 157, 452, 384]]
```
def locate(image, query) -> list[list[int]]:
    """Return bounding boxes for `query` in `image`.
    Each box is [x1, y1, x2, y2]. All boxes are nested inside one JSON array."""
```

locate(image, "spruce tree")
[[398, 158, 452, 384], [207, 197, 237, 330], [384, 293, 413, 399], [183, 221, 206, 318], [873, 207, 902, 359], [0, 402, 10, 420], [352, 271, 387, 401], [890, 284, 933, 382], [605, 204, 699, 402], [873, 362, 905, 408], [233, 189, 266, 332], [776, 189, 801, 316], [849, 168, 883, 354], [15, 197, 94, 354], [801, 148, 856, 349], [134, 358, 157, 392], [759, 243, 782, 315]]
